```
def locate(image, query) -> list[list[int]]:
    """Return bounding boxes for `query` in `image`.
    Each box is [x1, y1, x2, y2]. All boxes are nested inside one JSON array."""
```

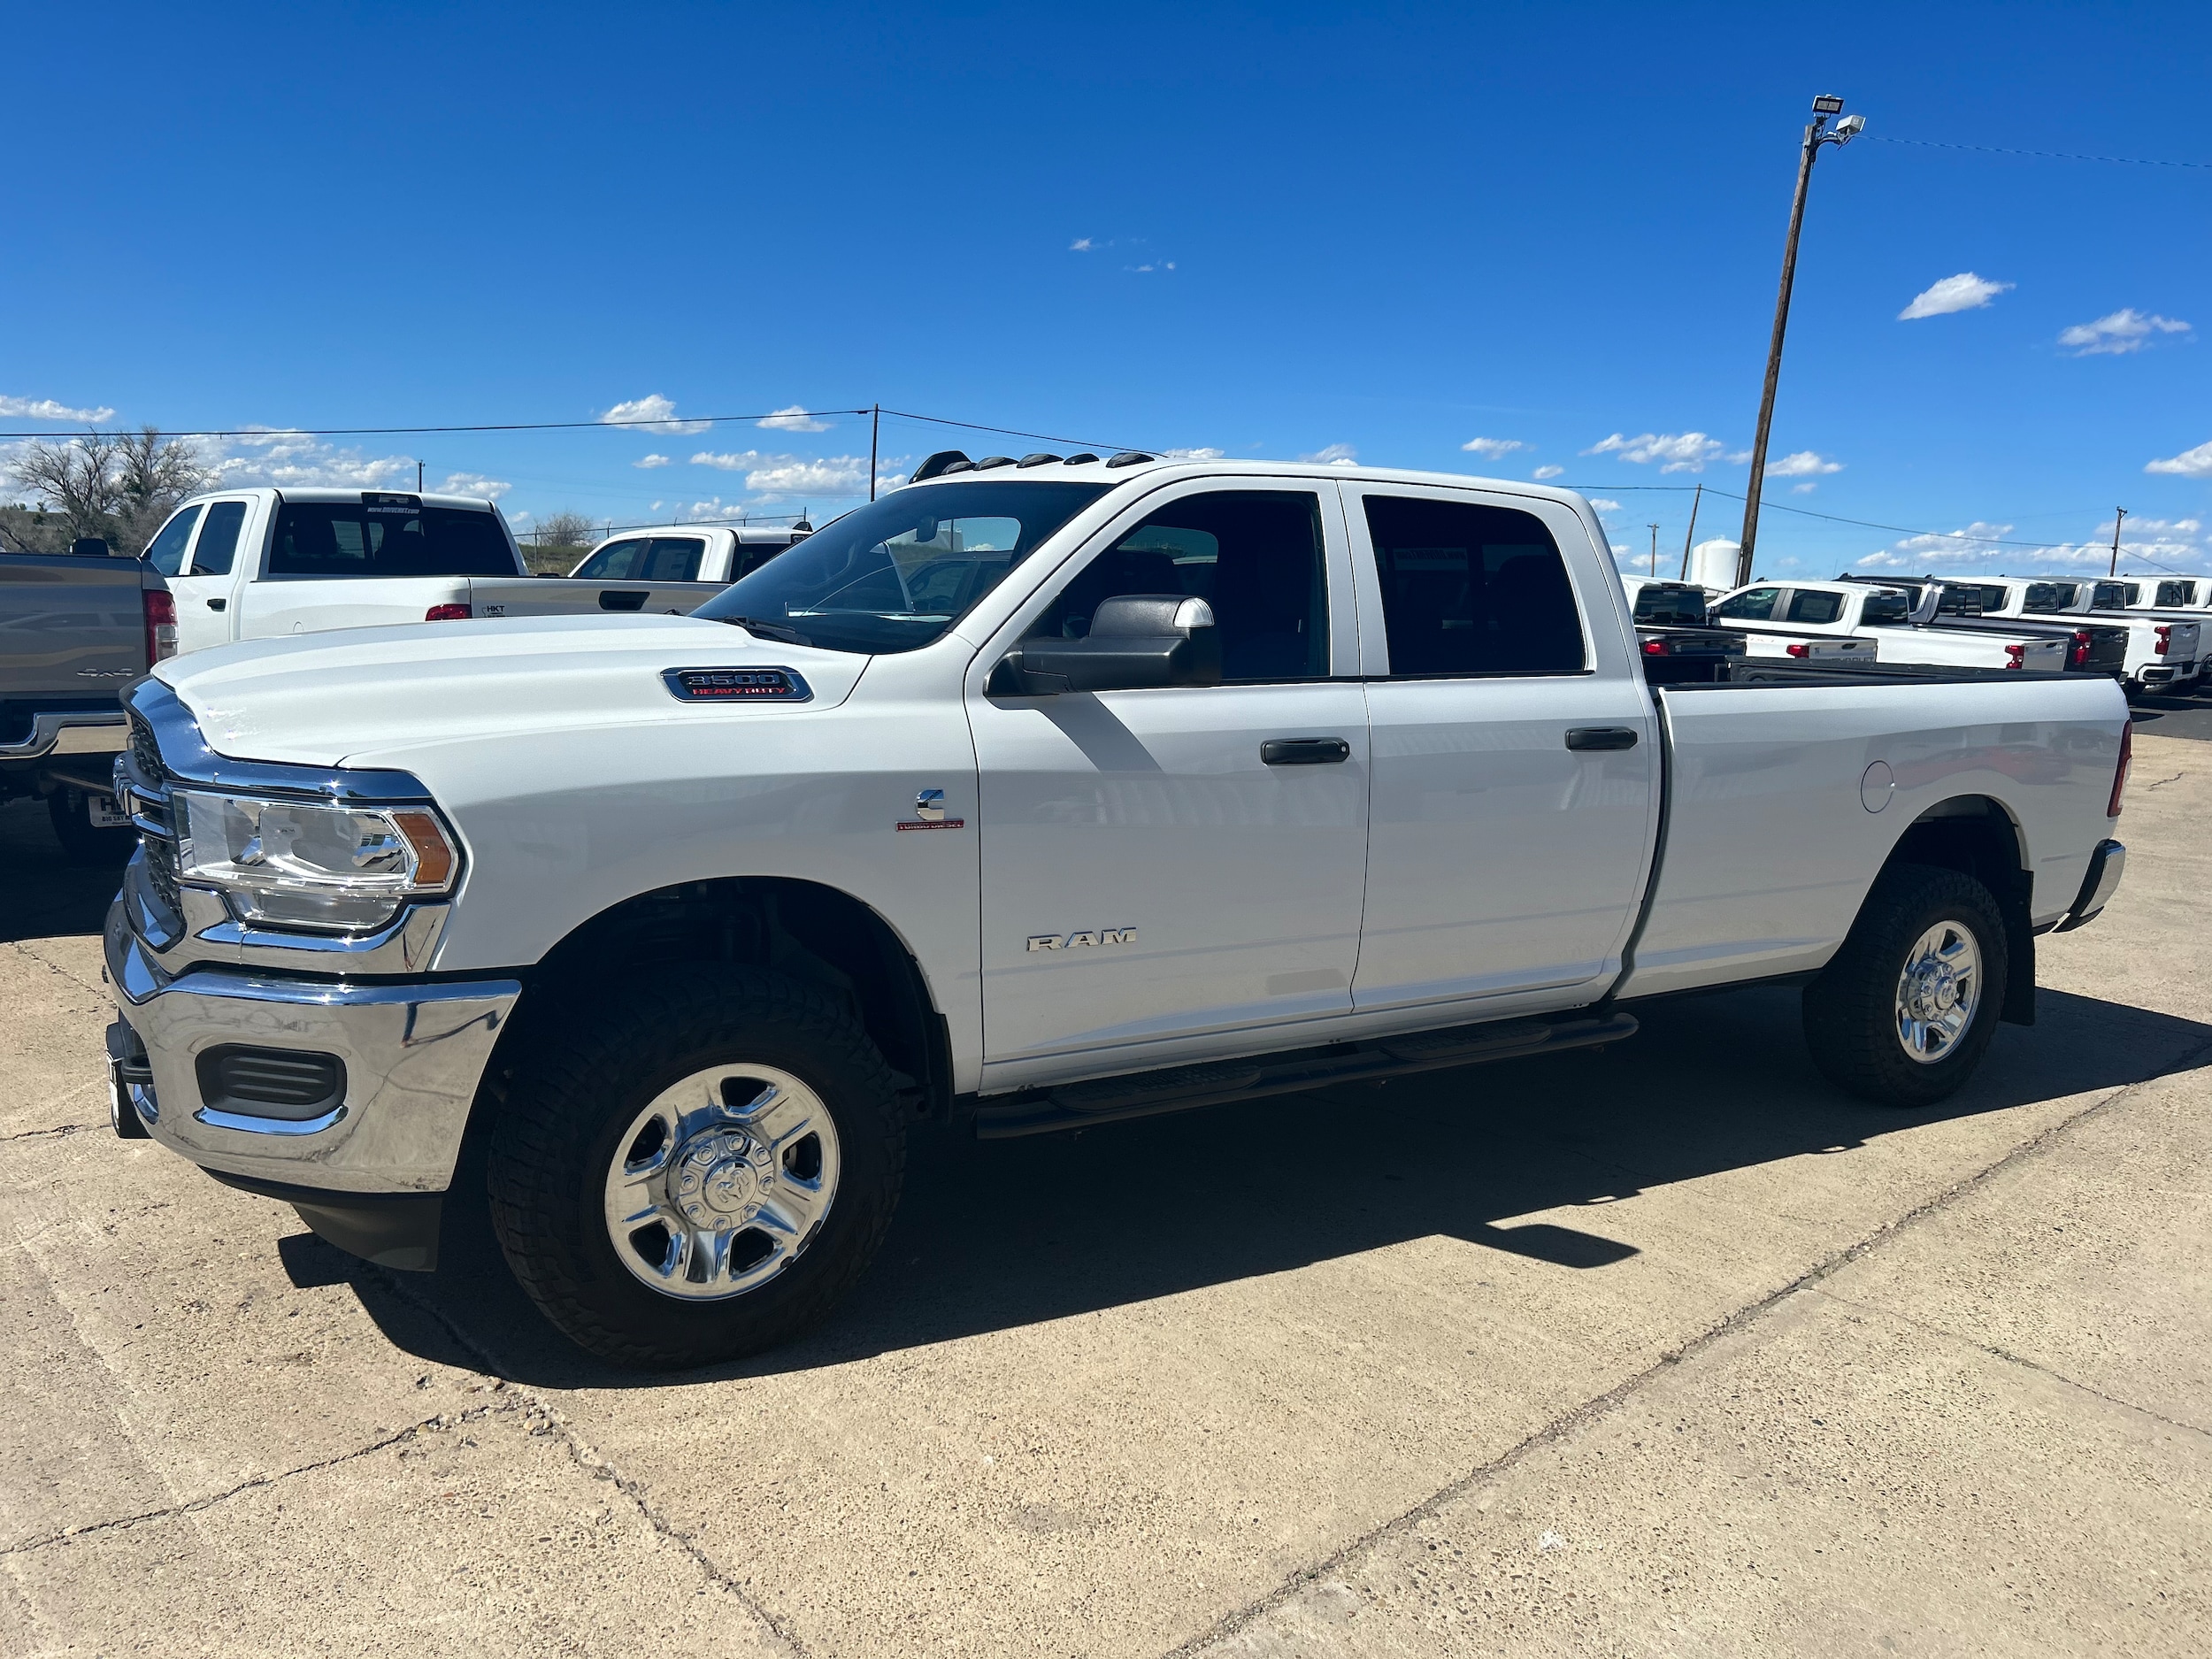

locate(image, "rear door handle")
[[1564, 726, 1639, 751], [1262, 737, 1351, 765]]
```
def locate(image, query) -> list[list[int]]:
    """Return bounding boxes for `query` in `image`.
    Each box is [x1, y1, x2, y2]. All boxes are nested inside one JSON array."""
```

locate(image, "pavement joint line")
[[0, 1401, 524, 1560], [4, 936, 107, 997], [2145, 772, 2186, 790], [359, 1260, 816, 1659], [0, 1122, 96, 1143], [1807, 1285, 2212, 1441], [1161, 1033, 2212, 1659]]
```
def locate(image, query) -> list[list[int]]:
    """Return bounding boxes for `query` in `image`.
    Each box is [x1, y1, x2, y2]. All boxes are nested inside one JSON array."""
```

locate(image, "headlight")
[[173, 791, 458, 932]]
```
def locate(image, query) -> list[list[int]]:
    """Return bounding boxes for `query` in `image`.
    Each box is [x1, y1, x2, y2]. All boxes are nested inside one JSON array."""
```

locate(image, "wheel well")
[[495, 878, 952, 1122], [1880, 795, 2035, 1025]]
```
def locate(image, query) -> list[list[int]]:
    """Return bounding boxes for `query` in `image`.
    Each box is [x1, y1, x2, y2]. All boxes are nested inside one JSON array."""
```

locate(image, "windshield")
[[694, 480, 1112, 654]]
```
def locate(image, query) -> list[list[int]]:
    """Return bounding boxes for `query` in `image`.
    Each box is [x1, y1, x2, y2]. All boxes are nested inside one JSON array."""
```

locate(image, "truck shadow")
[[0, 798, 125, 944], [320, 980, 2212, 1389]]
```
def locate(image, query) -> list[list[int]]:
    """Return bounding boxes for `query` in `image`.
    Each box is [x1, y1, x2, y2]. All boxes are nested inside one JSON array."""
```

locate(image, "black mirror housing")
[[991, 592, 1221, 695]]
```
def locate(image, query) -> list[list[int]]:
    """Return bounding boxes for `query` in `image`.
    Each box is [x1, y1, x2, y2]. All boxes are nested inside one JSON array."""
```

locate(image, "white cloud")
[[634, 453, 672, 469], [1129, 261, 1177, 273], [689, 449, 883, 499], [1532, 464, 1565, 480], [437, 472, 511, 501], [600, 394, 711, 435], [2144, 439, 2212, 478], [758, 404, 833, 433], [1848, 517, 2212, 576], [1462, 437, 1525, 457], [1298, 443, 1358, 466], [2059, 309, 2191, 357], [208, 429, 417, 489], [1899, 273, 2013, 320], [1160, 446, 1226, 461], [1583, 432, 1732, 473], [1765, 449, 1842, 478], [0, 393, 116, 424], [1070, 237, 1095, 251], [1589, 498, 1624, 513], [1791, 482, 1818, 495]]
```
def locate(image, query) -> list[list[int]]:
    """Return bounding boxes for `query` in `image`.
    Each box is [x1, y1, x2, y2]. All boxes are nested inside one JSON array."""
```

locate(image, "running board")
[[972, 1010, 1639, 1140]]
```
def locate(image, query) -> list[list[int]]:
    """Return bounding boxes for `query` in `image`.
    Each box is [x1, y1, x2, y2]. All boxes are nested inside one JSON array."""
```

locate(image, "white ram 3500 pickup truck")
[[1710, 579, 2069, 673], [147, 488, 721, 655], [104, 456, 2133, 1369]]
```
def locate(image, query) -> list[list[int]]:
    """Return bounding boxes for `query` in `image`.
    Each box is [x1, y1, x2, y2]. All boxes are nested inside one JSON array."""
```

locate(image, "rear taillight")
[[425, 603, 472, 622], [142, 589, 177, 664], [2070, 630, 2091, 670], [1786, 641, 1811, 658], [1641, 637, 1668, 657], [2004, 642, 2025, 669], [2109, 720, 2132, 818], [2155, 624, 2171, 656]]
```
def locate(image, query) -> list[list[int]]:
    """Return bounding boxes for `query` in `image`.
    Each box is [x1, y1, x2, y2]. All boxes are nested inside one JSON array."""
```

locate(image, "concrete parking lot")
[[4, 738, 2207, 1658]]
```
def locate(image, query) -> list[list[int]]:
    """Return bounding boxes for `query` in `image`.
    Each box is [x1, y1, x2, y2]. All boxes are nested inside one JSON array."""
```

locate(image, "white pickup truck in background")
[[107, 456, 2131, 1370], [1712, 580, 2067, 672], [1906, 574, 2199, 691], [567, 523, 806, 585], [1621, 576, 1876, 669], [146, 488, 732, 655]]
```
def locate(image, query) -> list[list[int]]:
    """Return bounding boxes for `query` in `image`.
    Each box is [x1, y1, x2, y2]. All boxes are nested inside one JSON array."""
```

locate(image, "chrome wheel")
[[600, 1064, 841, 1301], [1893, 920, 1982, 1065]]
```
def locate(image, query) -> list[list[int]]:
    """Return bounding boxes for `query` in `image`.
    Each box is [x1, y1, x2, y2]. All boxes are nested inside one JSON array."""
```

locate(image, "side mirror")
[[990, 594, 1222, 695]]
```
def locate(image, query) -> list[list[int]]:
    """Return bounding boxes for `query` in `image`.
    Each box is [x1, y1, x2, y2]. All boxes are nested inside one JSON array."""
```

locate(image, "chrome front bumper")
[[105, 897, 518, 1194]]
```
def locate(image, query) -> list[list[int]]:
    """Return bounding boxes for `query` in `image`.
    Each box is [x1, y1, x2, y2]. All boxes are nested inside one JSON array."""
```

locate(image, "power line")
[[1864, 134, 2212, 170], [1560, 482, 2082, 549], [874, 407, 1143, 453]]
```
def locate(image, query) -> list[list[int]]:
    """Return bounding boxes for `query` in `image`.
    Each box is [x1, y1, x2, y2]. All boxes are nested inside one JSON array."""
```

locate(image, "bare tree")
[[533, 509, 599, 549], [4, 426, 211, 554]]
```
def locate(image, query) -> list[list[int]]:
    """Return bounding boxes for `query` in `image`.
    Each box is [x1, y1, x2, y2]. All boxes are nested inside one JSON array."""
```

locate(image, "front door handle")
[[207, 598, 227, 611], [1262, 737, 1351, 765], [1565, 726, 1639, 751]]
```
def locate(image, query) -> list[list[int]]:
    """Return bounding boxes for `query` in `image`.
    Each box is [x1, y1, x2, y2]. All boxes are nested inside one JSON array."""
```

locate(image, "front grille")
[[128, 713, 163, 785], [196, 1046, 347, 1121], [143, 833, 184, 918]]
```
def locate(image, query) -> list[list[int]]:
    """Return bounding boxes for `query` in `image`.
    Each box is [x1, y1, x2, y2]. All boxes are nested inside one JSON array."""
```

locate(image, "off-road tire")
[[49, 787, 136, 866], [486, 967, 906, 1370], [1802, 862, 2008, 1108]]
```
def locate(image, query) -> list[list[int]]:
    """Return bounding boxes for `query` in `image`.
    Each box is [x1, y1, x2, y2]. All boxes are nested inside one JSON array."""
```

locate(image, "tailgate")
[[466, 577, 726, 619]]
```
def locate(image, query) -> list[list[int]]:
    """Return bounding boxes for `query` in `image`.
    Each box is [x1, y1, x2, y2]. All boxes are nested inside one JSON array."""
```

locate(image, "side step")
[[972, 1010, 1638, 1140]]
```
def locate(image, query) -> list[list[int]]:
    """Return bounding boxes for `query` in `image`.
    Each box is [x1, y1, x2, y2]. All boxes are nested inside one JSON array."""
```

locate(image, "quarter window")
[[1362, 495, 1583, 676], [1030, 490, 1329, 681]]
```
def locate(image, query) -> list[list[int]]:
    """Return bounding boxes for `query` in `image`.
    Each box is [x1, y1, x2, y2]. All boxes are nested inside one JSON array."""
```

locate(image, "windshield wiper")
[[718, 615, 812, 646]]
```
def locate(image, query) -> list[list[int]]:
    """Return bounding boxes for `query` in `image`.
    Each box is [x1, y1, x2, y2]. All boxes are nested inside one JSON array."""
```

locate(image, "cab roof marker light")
[[1104, 452, 1156, 468]]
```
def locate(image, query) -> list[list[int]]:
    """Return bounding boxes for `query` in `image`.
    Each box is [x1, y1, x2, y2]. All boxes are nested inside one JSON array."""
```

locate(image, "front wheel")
[[1801, 863, 2008, 1108], [487, 968, 907, 1370]]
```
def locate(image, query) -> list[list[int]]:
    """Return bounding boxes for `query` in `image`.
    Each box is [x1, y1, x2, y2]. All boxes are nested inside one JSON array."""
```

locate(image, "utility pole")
[[869, 403, 880, 502], [416, 459, 425, 491], [2108, 507, 2127, 578], [1648, 523, 1661, 578], [1678, 482, 1703, 580], [1737, 95, 1865, 588]]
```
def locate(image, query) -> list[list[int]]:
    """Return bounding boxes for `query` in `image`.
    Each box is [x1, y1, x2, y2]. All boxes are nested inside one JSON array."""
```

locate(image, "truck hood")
[[152, 613, 871, 768]]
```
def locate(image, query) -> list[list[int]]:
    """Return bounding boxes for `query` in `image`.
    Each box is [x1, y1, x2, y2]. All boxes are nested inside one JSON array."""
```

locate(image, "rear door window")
[[1713, 587, 1779, 622], [2093, 582, 2131, 610], [188, 501, 250, 575], [2157, 580, 2195, 607], [2022, 583, 2075, 611], [267, 496, 514, 578], [144, 505, 202, 576], [1361, 495, 1583, 675], [1783, 589, 1843, 624]]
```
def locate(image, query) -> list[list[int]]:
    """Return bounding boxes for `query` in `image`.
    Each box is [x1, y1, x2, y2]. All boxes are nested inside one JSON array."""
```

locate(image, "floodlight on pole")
[[1735, 95, 1865, 588]]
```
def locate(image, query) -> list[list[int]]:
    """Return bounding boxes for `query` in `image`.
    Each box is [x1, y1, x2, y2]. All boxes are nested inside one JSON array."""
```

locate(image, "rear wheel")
[[487, 968, 906, 1370], [1801, 863, 2008, 1108]]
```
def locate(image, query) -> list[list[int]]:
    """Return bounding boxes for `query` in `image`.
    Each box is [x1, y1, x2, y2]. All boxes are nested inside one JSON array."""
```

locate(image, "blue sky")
[[4, 1, 2208, 577]]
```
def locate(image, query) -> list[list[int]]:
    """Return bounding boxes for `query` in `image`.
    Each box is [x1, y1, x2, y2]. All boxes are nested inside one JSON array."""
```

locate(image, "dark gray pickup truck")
[[1, 543, 174, 859]]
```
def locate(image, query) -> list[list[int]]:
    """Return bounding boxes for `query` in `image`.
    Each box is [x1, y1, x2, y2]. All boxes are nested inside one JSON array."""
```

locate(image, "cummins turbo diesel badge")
[[661, 666, 813, 703]]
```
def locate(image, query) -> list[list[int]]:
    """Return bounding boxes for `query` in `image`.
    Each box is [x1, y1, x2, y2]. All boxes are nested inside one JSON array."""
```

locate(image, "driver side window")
[[1713, 586, 1779, 621], [1026, 490, 1328, 681]]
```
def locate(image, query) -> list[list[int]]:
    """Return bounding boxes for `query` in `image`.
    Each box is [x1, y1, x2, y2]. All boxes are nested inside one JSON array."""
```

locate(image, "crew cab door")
[[1342, 483, 1656, 1013], [165, 496, 253, 652], [967, 481, 1369, 1087]]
